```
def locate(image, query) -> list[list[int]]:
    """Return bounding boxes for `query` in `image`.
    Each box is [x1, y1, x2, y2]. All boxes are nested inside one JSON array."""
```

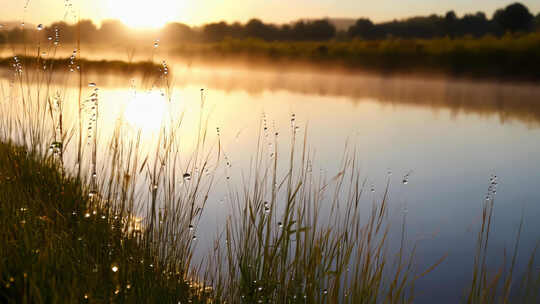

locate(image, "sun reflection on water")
[[123, 91, 168, 132]]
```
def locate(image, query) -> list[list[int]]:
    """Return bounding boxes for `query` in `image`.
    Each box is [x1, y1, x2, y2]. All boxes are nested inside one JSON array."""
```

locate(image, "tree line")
[[0, 2, 539, 45]]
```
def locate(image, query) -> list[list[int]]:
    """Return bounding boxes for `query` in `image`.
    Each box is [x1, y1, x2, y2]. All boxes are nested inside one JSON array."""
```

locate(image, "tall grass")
[[200, 121, 446, 303], [0, 37, 213, 302]]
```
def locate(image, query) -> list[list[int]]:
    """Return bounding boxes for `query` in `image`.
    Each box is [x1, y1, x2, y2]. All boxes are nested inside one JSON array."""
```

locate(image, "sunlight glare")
[[107, 0, 184, 29], [124, 91, 167, 131]]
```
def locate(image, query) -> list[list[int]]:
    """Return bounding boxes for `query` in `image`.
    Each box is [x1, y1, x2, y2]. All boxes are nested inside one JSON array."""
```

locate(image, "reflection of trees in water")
[[173, 68, 540, 126], [2, 65, 539, 126]]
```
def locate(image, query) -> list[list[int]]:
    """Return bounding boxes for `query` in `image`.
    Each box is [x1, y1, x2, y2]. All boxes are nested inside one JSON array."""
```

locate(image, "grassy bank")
[[0, 141, 207, 303], [172, 33, 540, 80], [0, 56, 163, 76]]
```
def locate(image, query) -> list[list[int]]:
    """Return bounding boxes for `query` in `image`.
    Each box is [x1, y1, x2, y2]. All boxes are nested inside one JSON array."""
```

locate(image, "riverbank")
[[0, 56, 162, 76], [171, 33, 540, 81], [0, 141, 205, 303]]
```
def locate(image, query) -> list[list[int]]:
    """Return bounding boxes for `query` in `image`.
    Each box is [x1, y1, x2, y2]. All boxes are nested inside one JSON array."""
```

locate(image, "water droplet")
[[323, 289, 328, 295], [88, 82, 96, 87], [111, 265, 119, 272], [192, 235, 197, 240], [189, 224, 194, 231], [278, 222, 283, 228], [183, 173, 191, 180], [84, 294, 88, 300], [37, 24, 43, 31]]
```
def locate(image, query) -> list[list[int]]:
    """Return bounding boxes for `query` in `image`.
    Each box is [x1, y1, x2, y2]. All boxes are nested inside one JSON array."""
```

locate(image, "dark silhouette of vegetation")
[[0, 2, 537, 45], [493, 3, 535, 33]]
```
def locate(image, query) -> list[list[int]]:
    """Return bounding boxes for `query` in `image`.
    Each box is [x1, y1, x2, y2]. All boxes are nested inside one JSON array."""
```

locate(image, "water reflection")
[[2, 64, 539, 126]]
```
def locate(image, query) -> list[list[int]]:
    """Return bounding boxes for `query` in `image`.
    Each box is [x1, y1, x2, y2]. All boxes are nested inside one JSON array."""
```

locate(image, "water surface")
[[2, 63, 539, 303]]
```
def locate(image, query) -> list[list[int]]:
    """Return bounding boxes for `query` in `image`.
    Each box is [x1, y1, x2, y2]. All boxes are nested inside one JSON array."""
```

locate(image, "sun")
[[107, 0, 185, 29]]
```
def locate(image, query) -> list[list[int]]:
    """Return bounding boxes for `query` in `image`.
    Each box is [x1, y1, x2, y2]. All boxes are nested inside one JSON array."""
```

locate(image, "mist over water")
[[1, 58, 540, 303]]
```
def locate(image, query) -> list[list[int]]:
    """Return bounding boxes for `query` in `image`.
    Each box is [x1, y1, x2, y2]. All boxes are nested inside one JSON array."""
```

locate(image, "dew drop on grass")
[[111, 265, 119, 272], [188, 224, 194, 231], [183, 173, 191, 180], [37, 24, 43, 31], [278, 222, 283, 228], [192, 235, 197, 241], [88, 82, 96, 87]]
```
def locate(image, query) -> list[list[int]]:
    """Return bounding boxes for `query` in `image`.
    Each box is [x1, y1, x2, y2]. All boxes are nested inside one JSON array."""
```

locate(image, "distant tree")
[[78, 19, 98, 43], [230, 22, 245, 39], [99, 20, 129, 41], [493, 2, 534, 32], [7, 28, 26, 43], [309, 20, 336, 40], [291, 19, 335, 41], [245, 19, 278, 41], [348, 18, 375, 39], [459, 12, 491, 37], [163, 22, 194, 42], [46, 21, 76, 43], [444, 11, 458, 37], [202, 21, 230, 42], [535, 13, 540, 30]]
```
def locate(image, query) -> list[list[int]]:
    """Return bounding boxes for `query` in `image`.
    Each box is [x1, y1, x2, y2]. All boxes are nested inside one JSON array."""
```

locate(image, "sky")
[[2, 0, 540, 29]]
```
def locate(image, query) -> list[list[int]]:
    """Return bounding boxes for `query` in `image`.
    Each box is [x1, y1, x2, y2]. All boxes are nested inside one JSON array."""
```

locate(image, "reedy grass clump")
[[0, 141, 207, 303], [0, 39, 212, 302], [203, 124, 445, 303], [465, 188, 540, 304]]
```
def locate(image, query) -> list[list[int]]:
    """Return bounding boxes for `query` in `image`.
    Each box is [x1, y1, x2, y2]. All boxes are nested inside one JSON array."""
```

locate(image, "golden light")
[[123, 91, 168, 131], [107, 0, 185, 29]]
